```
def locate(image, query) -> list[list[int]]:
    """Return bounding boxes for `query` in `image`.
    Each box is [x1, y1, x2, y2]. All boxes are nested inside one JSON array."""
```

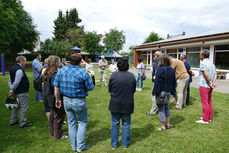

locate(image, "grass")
[[0, 68, 229, 153]]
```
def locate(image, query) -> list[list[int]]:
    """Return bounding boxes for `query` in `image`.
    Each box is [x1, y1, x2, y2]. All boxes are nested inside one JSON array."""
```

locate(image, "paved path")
[[129, 68, 229, 94]]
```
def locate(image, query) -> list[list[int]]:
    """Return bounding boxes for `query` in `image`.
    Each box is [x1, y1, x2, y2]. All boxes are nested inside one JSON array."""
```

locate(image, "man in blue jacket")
[[8, 56, 32, 128]]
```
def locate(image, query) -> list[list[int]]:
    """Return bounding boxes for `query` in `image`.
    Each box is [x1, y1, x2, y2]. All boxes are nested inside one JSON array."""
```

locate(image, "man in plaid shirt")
[[54, 54, 94, 152]]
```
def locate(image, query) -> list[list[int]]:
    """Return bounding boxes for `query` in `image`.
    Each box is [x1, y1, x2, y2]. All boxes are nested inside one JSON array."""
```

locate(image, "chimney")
[[167, 34, 170, 39]]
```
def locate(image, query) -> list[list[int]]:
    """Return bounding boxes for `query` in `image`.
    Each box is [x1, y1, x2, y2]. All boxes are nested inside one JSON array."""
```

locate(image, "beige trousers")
[[175, 76, 190, 109], [99, 69, 107, 86]]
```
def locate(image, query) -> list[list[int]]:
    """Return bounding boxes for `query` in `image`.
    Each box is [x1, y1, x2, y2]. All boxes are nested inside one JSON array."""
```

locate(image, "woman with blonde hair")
[[43, 55, 67, 139]]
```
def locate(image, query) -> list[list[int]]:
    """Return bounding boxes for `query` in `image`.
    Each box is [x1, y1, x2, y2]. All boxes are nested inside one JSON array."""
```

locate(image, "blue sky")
[[21, 0, 229, 52]]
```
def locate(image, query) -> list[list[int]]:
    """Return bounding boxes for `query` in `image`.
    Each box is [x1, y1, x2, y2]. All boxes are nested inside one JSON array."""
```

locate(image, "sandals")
[[166, 124, 173, 129], [157, 127, 166, 131], [60, 135, 68, 139]]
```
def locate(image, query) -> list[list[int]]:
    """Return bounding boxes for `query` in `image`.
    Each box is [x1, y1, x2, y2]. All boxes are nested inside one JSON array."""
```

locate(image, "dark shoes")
[[20, 123, 33, 128], [10, 121, 19, 126], [76, 145, 90, 152]]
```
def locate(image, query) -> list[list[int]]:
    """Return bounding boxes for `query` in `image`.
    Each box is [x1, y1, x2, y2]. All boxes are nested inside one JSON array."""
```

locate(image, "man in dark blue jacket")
[[146, 51, 162, 116], [180, 54, 195, 105], [8, 56, 32, 128]]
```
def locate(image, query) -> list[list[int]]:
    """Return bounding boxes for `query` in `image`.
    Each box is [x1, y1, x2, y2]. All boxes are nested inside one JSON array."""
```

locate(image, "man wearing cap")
[[99, 55, 108, 86], [8, 56, 32, 128]]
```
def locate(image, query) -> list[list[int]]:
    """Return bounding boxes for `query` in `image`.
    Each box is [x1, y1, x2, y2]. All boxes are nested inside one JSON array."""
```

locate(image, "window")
[[187, 47, 201, 52], [216, 45, 229, 50], [187, 52, 200, 68], [202, 46, 210, 50], [215, 52, 229, 69]]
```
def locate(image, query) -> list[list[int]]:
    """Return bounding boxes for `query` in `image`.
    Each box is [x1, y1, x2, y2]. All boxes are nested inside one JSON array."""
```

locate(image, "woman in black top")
[[109, 57, 136, 149], [43, 55, 67, 139], [152, 54, 176, 131]]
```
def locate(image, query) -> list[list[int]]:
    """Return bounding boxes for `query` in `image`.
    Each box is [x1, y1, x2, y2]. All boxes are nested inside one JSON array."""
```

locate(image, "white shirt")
[[109, 64, 118, 73]]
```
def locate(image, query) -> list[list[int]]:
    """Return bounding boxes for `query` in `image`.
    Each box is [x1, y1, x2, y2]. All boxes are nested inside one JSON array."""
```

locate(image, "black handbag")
[[33, 77, 42, 92], [141, 73, 146, 80], [156, 67, 170, 105], [33, 69, 43, 92]]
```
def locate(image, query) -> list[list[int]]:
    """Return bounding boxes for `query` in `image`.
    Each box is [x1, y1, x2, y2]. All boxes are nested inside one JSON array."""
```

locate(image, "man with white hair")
[[146, 51, 161, 116], [8, 56, 32, 128], [99, 55, 108, 86]]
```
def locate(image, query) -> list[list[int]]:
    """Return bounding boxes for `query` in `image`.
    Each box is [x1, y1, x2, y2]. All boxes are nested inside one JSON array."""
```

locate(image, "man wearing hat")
[[99, 55, 108, 86]]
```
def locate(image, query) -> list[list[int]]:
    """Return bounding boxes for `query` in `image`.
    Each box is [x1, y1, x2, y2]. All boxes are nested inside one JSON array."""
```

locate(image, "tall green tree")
[[53, 8, 82, 41], [103, 28, 126, 52], [84, 31, 104, 55], [0, 0, 38, 55], [66, 8, 82, 29], [143, 32, 163, 44], [53, 10, 67, 41]]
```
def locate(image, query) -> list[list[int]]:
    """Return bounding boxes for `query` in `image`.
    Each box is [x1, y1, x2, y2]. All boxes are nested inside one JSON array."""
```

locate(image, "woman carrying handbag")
[[152, 54, 176, 131]]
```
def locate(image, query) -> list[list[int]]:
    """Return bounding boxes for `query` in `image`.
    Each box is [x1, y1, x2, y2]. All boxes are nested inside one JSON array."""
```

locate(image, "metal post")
[[1, 54, 5, 76]]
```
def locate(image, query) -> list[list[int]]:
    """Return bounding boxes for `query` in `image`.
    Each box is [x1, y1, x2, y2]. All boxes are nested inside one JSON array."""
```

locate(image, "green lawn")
[[0, 69, 229, 153]]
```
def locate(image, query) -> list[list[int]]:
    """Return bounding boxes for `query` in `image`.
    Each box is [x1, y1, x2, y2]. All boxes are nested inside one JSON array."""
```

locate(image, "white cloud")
[[21, 0, 229, 52]]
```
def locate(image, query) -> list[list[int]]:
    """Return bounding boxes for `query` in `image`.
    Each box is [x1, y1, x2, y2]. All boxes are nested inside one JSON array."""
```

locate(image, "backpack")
[[42, 71, 57, 108], [33, 67, 45, 92]]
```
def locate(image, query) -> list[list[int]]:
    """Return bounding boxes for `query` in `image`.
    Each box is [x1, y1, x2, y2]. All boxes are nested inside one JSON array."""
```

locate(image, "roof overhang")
[[135, 32, 229, 51]]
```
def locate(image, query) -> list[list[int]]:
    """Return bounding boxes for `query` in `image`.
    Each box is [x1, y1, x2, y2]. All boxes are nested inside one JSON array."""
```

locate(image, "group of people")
[[140, 50, 216, 130], [7, 49, 217, 152]]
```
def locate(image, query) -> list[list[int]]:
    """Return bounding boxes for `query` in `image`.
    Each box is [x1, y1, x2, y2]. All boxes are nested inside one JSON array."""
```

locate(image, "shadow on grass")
[[86, 127, 110, 146], [87, 119, 99, 131], [143, 87, 152, 91], [130, 124, 153, 145], [189, 96, 197, 105], [170, 115, 185, 126]]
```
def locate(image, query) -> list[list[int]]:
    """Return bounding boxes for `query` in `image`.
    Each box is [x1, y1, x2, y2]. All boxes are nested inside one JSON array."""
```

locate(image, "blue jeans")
[[63, 97, 88, 151], [136, 73, 143, 88], [36, 90, 40, 101], [158, 104, 170, 122], [111, 113, 131, 148]]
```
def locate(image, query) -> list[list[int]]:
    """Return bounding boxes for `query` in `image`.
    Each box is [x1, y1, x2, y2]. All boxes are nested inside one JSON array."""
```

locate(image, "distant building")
[[134, 29, 229, 79], [34, 36, 41, 51]]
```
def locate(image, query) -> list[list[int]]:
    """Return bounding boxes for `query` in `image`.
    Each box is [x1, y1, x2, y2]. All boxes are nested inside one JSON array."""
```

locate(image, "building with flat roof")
[[134, 29, 229, 79]]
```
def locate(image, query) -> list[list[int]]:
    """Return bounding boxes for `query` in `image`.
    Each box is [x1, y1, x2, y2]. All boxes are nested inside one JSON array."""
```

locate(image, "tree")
[[128, 45, 134, 56], [41, 38, 72, 57], [53, 8, 82, 41], [66, 8, 82, 29], [53, 10, 67, 41], [103, 28, 126, 52], [66, 28, 85, 49], [84, 31, 104, 55], [0, 0, 38, 55], [143, 32, 163, 44]]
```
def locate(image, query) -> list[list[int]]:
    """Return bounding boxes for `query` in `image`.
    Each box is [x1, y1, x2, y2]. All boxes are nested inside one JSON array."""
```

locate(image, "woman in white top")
[[86, 59, 95, 85], [109, 59, 118, 75], [136, 58, 145, 91]]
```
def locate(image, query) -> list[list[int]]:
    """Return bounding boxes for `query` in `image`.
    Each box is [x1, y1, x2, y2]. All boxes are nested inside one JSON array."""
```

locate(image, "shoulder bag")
[[156, 67, 170, 105]]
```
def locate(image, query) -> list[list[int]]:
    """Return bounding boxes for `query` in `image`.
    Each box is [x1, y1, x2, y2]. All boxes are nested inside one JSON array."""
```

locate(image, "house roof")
[[135, 28, 229, 49]]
